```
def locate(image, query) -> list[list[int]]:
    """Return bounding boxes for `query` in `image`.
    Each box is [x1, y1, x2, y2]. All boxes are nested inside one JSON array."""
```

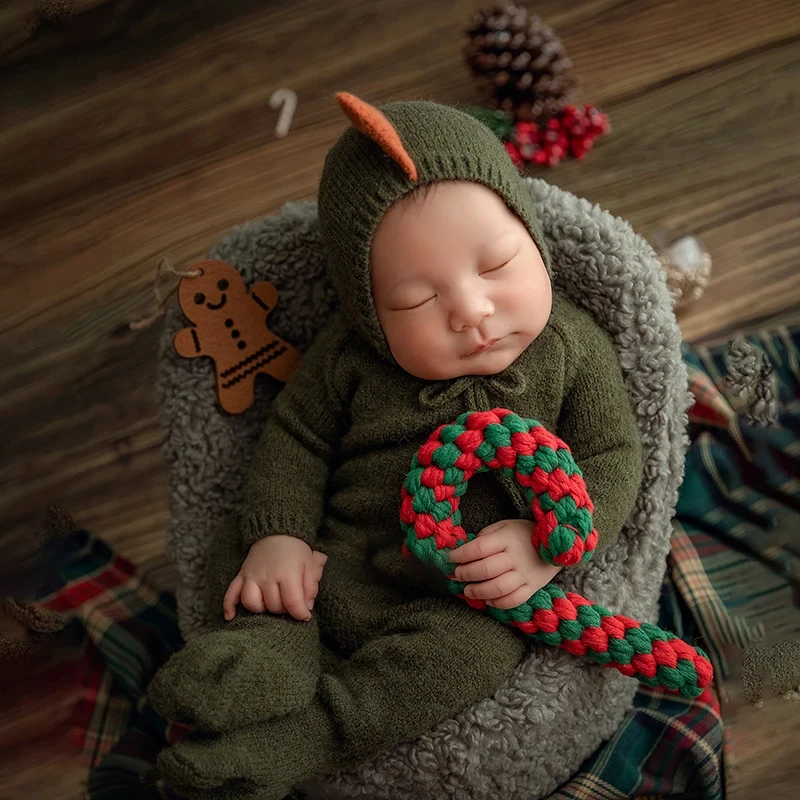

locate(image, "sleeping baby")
[[146, 92, 643, 800]]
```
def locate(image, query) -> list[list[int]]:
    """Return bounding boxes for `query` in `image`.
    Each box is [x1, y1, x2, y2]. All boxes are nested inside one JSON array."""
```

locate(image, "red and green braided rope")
[[400, 408, 714, 699]]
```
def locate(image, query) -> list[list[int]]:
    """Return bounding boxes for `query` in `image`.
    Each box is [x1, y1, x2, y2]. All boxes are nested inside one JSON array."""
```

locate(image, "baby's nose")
[[449, 295, 494, 332]]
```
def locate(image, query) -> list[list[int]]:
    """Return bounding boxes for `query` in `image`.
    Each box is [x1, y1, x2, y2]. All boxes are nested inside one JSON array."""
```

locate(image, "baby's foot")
[[147, 616, 320, 731], [154, 702, 335, 800]]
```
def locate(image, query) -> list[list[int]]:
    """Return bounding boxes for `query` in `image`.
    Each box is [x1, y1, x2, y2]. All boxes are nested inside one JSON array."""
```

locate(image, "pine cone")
[[465, 3, 577, 122]]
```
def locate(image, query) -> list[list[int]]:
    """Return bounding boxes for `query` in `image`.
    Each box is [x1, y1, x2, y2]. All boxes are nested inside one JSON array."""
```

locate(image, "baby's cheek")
[[406, 321, 440, 358], [388, 317, 452, 379], [393, 317, 429, 348], [507, 280, 549, 329]]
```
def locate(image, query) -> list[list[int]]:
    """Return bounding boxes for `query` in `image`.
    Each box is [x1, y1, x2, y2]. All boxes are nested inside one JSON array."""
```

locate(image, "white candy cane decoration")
[[269, 88, 297, 138]]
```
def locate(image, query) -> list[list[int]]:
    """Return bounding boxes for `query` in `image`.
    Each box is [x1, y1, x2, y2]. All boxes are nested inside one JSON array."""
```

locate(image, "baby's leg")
[[319, 590, 529, 760], [155, 587, 528, 799], [147, 514, 323, 730]]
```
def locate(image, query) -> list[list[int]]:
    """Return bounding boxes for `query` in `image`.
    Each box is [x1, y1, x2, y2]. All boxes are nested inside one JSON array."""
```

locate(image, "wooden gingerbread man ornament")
[[173, 260, 301, 414]]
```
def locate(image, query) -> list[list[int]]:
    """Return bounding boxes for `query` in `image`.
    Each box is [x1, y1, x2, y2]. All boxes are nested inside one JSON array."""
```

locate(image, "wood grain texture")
[[1, 0, 799, 796], [1, 1, 213, 66]]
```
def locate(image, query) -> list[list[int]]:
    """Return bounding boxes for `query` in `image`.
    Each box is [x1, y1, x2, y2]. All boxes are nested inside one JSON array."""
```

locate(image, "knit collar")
[[417, 362, 529, 409]]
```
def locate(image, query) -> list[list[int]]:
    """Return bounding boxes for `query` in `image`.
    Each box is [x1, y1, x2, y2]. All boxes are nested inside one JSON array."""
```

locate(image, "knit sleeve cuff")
[[239, 508, 320, 551]]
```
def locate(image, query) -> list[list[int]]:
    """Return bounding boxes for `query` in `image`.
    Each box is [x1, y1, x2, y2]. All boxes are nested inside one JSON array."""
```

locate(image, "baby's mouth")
[[467, 336, 503, 356], [207, 294, 227, 310]]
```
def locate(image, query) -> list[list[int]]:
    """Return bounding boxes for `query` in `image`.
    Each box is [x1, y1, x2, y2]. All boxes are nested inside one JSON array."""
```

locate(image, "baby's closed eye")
[[393, 295, 437, 311]]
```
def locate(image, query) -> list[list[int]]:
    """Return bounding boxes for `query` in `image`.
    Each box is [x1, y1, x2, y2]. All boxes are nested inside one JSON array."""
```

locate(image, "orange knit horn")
[[335, 92, 418, 182]]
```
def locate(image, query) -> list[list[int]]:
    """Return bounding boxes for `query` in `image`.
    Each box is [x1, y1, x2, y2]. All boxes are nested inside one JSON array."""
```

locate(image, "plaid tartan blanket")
[[30, 325, 800, 800]]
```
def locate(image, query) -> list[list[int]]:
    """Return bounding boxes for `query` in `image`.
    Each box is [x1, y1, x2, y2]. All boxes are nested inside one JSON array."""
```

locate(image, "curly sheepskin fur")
[[157, 179, 691, 799]]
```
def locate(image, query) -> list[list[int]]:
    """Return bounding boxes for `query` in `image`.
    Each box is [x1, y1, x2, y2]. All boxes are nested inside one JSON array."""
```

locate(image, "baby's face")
[[370, 180, 552, 380]]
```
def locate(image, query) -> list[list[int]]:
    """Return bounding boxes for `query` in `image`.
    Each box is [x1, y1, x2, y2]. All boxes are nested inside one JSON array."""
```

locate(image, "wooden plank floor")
[[1, 0, 799, 797]]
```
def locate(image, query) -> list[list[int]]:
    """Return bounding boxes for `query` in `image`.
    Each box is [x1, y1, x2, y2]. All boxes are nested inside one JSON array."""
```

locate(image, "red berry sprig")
[[504, 104, 610, 168]]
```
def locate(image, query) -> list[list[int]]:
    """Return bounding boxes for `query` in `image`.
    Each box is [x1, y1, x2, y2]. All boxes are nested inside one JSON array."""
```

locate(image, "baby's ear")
[[335, 92, 418, 182]]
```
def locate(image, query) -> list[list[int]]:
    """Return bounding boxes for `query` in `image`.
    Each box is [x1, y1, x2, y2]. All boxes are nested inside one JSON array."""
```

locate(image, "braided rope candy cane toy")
[[400, 409, 713, 699]]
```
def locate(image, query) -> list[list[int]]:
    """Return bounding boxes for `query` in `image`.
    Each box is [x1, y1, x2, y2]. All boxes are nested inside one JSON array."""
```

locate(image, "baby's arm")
[[558, 324, 643, 551], [222, 314, 352, 620], [239, 313, 353, 550]]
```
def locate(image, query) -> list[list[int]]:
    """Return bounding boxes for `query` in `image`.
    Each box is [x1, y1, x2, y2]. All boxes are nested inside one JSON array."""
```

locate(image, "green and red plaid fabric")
[[33, 533, 187, 798], [28, 324, 800, 800]]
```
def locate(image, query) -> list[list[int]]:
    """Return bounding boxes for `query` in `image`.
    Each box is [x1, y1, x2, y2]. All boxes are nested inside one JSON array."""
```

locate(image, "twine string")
[[128, 258, 203, 331]]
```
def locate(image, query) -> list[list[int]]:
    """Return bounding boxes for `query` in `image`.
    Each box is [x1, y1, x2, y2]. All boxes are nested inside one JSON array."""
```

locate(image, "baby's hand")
[[447, 519, 563, 610], [223, 535, 328, 622]]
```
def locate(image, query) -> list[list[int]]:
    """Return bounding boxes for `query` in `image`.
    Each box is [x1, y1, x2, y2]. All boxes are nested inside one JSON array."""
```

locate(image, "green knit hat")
[[318, 93, 551, 362]]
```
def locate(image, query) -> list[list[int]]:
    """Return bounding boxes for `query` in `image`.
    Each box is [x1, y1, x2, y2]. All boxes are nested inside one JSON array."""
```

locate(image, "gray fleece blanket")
[[157, 178, 691, 799]]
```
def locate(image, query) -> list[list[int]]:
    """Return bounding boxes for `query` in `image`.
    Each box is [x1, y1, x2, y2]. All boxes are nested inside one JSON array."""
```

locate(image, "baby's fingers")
[[454, 552, 511, 583], [487, 584, 534, 610], [241, 579, 267, 614], [465, 570, 523, 600], [222, 574, 244, 621], [302, 563, 320, 612], [304, 551, 328, 606], [280, 578, 312, 622], [262, 581, 286, 615], [311, 550, 328, 575]]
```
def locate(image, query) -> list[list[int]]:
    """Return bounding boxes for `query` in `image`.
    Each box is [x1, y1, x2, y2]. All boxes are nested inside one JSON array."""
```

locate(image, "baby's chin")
[[457, 349, 520, 377]]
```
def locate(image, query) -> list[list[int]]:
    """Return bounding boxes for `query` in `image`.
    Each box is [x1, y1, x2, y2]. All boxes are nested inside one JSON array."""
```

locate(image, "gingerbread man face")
[[177, 260, 244, 328], [174, 260, 301, 414]]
